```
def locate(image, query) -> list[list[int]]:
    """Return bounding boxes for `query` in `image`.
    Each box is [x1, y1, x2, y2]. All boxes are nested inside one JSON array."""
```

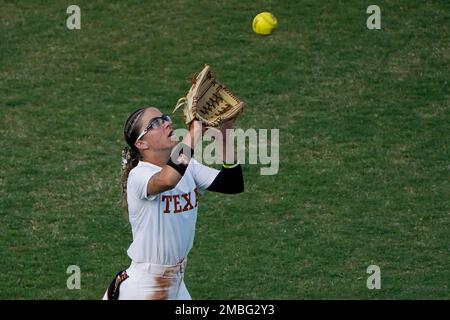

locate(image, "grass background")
[[0, 0, 449, 299]]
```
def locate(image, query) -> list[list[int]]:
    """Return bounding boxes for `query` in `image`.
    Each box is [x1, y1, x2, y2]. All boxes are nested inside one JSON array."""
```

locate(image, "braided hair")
[[121, 108, 146, 216]]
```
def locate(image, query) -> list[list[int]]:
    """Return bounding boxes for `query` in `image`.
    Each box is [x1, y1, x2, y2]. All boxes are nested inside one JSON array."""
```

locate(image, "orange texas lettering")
[[161, 189, 199, 214]]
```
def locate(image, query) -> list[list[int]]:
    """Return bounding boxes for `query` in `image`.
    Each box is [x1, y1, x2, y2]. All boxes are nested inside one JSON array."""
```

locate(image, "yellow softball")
[[252, 12, 278, 35]]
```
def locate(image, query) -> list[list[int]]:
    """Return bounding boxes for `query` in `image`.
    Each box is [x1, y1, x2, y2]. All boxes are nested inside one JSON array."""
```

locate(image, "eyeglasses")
[[135, 114, 172, 142]]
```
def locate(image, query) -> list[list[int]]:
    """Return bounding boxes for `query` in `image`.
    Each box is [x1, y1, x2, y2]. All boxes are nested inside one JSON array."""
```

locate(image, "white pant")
[[102, 259, 191, 300]]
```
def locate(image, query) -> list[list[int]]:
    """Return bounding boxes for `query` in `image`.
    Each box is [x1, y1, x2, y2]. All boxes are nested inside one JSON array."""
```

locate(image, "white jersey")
[[126, 159, 219, 265]]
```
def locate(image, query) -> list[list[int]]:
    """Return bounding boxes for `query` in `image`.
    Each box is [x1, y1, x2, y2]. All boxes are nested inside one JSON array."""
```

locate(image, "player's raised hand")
[[219, 116, 237, 143], [184, 120, 205, 150], [221, 117, 236, 130]]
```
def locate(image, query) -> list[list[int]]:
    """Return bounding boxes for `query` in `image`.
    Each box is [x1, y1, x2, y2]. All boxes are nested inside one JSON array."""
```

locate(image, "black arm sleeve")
[[207, 164, 244, 194]]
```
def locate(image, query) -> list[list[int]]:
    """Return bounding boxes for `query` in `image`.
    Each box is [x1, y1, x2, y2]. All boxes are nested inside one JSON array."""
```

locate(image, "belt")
[[130, 259, 187, 276]]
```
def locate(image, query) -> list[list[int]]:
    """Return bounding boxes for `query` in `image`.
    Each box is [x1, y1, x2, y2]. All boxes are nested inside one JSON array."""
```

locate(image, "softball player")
[[102, 107, 244, 300]]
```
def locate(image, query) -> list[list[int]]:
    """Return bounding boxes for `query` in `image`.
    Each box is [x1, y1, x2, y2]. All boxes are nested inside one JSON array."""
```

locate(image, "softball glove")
[[173, 64, 245, 128]]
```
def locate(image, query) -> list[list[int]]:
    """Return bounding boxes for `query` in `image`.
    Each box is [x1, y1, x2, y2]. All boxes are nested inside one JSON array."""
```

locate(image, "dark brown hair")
[[121, 108, 146, 216]]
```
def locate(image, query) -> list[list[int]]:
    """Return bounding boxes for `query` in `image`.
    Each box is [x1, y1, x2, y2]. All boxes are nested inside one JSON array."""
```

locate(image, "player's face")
[[136, 107, 177, 151]]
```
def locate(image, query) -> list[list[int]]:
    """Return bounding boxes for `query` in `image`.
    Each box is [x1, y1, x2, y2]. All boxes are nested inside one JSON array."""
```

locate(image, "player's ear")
[[135, 140, 149, 150]]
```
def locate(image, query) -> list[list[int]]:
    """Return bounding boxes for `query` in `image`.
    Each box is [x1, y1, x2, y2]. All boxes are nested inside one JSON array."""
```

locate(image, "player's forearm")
[[147, 123, 202, 196], [147, 151, 193, 195], [182, 121, 203, 150], [147, 169, 180, 195], [222, 129, 236, 164]]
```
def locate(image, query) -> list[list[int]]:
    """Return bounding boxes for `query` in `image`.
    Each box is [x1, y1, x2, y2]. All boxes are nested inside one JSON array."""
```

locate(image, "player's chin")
[[168, 138, 178, 148]]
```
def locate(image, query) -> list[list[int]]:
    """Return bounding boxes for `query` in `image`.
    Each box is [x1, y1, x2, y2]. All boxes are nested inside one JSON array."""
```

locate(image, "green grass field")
[[1, 0, 449, 299]]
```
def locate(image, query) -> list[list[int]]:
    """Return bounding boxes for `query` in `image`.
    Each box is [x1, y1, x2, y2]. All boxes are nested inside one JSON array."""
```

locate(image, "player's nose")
[[163, 120, 174, 133]]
